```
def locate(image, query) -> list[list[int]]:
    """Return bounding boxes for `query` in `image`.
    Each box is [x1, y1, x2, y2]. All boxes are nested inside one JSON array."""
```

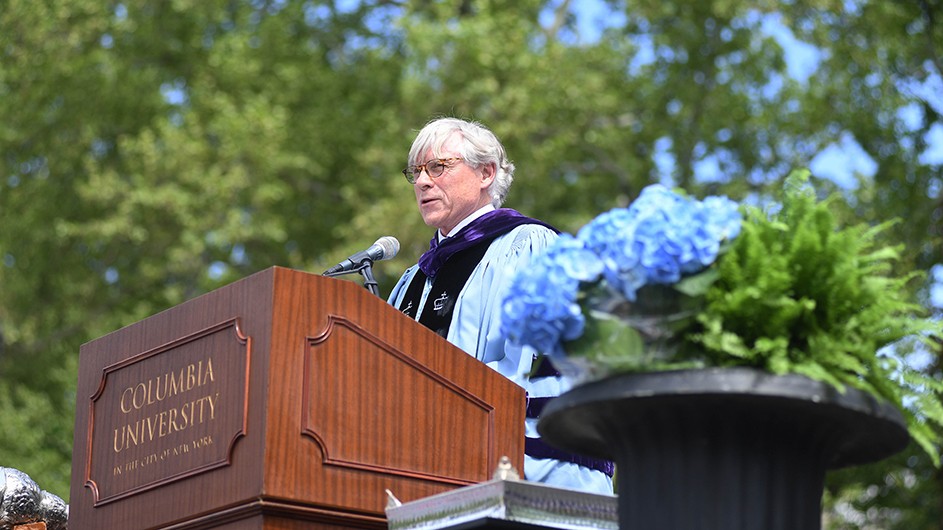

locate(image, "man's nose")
[[414, 168, 434, 186]]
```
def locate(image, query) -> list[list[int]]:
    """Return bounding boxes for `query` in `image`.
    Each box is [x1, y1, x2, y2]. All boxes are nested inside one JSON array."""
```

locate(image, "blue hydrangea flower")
[[500, 235, 602, 357], [501, 184, 741, 354], [577, 207, 644, 300], [700, 195, 742, 241], [575, 185, 742, 301]]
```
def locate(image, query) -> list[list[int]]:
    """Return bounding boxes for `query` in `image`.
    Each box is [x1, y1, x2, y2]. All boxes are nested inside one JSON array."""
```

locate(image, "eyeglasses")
[[402, 157, 463, 184]]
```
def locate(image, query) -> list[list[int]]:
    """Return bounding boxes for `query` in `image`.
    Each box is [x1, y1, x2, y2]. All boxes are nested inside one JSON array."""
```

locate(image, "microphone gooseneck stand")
[[323, 261, 380, 297]]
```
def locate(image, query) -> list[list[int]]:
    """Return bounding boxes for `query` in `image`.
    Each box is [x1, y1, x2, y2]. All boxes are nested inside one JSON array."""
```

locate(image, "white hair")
[[407, 117, 515, 207]]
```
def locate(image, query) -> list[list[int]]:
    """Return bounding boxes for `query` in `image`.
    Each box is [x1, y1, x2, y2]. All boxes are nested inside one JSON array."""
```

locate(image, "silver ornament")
[[39, 490, 68, 530], [0, 467, 43, 528]]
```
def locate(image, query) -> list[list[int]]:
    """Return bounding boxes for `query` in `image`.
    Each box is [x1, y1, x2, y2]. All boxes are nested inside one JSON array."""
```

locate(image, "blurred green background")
[[1, 0, 941, 526]]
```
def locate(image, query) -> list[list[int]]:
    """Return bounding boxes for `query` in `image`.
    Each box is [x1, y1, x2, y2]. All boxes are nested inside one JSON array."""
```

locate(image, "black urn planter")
[[538, 368, 910, 530]]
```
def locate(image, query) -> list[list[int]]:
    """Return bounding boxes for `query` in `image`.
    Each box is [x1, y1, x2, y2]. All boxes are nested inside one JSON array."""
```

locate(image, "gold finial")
[[492, 456, 520, 481]]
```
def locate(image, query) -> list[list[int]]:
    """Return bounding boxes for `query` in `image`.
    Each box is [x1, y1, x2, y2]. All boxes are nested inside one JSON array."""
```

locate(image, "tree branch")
[[543, 0, 572, 40]]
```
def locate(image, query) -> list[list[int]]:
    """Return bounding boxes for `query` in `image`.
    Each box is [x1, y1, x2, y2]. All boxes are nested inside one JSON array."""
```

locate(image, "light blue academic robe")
[[388, 224, 614, 495]]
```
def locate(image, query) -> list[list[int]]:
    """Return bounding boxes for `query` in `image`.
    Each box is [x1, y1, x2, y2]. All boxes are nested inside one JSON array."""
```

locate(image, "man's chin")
[[420, 210, 444, 228]]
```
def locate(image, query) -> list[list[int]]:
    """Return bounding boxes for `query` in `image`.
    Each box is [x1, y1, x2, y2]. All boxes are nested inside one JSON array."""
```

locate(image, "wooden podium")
[[69, 267, 525, 529]]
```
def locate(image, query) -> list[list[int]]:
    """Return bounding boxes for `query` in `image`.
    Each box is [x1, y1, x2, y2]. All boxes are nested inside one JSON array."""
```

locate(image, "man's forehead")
[[421, 131, 462, 158]]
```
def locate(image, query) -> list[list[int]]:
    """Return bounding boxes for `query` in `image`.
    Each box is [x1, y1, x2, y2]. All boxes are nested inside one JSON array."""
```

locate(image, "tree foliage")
[[1, 1, 940, 525]]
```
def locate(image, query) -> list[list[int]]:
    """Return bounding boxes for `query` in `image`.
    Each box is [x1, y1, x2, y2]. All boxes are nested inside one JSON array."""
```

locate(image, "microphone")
[[323, 236, 400, 275]]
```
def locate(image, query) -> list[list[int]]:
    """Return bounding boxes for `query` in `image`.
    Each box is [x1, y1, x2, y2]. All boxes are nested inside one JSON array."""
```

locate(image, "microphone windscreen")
[[375, 236, 400, 260]]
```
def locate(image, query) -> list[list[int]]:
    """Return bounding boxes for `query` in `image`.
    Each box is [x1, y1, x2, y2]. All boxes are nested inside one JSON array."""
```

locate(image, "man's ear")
[[480, 163, 496, 188]]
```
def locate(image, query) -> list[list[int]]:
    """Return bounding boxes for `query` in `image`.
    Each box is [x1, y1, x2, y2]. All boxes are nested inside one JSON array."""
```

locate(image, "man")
[[388, 117, 613, 494]]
